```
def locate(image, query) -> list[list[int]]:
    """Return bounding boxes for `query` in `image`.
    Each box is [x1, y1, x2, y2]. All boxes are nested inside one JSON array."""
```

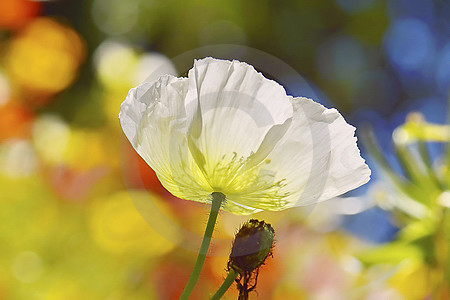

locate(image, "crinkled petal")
[[120, 58, 371, 215], [228, 96, 371, 211], [119, 75, 211, 201], [184, 58, 293, 194]]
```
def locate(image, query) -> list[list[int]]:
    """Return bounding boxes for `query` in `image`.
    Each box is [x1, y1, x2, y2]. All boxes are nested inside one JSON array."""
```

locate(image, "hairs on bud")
[[227, 219, 275, 300]]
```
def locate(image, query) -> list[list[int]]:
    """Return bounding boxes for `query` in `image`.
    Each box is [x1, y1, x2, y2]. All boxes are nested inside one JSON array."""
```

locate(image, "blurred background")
[[0, 0, 449, 299]]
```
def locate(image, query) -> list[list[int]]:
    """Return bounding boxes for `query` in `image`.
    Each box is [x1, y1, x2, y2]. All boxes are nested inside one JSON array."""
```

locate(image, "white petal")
[[184, 58, 293, 193], [119, 75, 211, 201], [234, 96, 371, 210], [295, 97, 370, 203], [120, 58, 371, 215]]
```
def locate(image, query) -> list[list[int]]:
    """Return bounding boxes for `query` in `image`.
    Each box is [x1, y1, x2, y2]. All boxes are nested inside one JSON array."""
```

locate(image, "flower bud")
[[228, 219, 274, 274]]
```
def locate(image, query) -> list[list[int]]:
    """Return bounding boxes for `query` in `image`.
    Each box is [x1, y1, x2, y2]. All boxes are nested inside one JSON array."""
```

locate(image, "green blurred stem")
[[180, 192, 225, 300], [417, 141, 443, 189], [442, 208, 450, 293], [211, 269, 239, 300]]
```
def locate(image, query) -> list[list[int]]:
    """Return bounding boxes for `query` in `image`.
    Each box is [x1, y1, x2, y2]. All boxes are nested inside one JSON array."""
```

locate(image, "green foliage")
[[361, 112, 450, 294]]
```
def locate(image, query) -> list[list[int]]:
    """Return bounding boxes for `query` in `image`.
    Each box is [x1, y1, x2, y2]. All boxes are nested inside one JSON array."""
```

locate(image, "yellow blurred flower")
[[64, 129, 114, 171], [41, 279, 93, 300], [389, 261, 432, 299], [393, 112, 450, 144], [88, 190, 180, 256], [32, 115, 118, 171], [5, 17, 85, 100]]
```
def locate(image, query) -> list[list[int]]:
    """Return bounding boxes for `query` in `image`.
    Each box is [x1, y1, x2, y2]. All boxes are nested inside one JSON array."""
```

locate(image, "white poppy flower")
[[119, 57, 371, 215]]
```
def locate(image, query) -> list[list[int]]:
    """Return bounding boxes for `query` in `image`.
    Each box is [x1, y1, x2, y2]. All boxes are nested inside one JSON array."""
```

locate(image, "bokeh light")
[[0, 72, 11, 106], [88, 190, 179, 256], [91, 0, 139, 36], [12, 251, 44, 284], [0, 0, 41, 30], [32, 114, 70, 166], [0, 139, 37, 178], [436, 42, 450, 93], [1, 0, 449, 298], [93, 40, 139, 90], [387, 0, 435, 24], [384, 18, 435, 72], [317, 35, 368, 83], [5, 17, 85, 102], [0, 102, 34, 142]]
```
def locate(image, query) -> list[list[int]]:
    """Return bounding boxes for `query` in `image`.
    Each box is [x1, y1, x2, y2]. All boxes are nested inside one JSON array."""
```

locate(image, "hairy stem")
[[180, 192, 225, 300]]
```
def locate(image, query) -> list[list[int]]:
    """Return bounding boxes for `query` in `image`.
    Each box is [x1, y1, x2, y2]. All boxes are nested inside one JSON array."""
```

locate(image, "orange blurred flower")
[[0, 101, 34, 141], [0, 0, 41, 30]]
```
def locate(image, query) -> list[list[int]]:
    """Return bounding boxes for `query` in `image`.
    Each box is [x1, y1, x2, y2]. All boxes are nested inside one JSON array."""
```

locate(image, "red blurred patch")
[[152, 260, 191, 300], [123, 142, 168, 196], [301, 255, 345, 293], [151, 258, 220, 300], [48, 165, 109, 202], [0, 0, 41, 30], [136, 153, 169, 195], [251, 246, 282, 298]]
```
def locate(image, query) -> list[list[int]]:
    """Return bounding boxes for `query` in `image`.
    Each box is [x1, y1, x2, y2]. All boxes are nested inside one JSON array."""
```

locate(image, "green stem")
[[211, 269, 238, 300], [180, 192, 225, 300]]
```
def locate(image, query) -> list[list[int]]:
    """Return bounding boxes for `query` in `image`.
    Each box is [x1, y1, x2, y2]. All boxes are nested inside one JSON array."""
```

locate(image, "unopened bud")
[[228, 219, 275, 274]]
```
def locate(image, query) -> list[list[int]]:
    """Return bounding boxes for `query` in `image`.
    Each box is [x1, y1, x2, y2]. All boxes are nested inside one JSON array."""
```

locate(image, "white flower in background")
[[0, 140, 37, 178], [93, 40, 177, 89], [119, 57, 370, 215]]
